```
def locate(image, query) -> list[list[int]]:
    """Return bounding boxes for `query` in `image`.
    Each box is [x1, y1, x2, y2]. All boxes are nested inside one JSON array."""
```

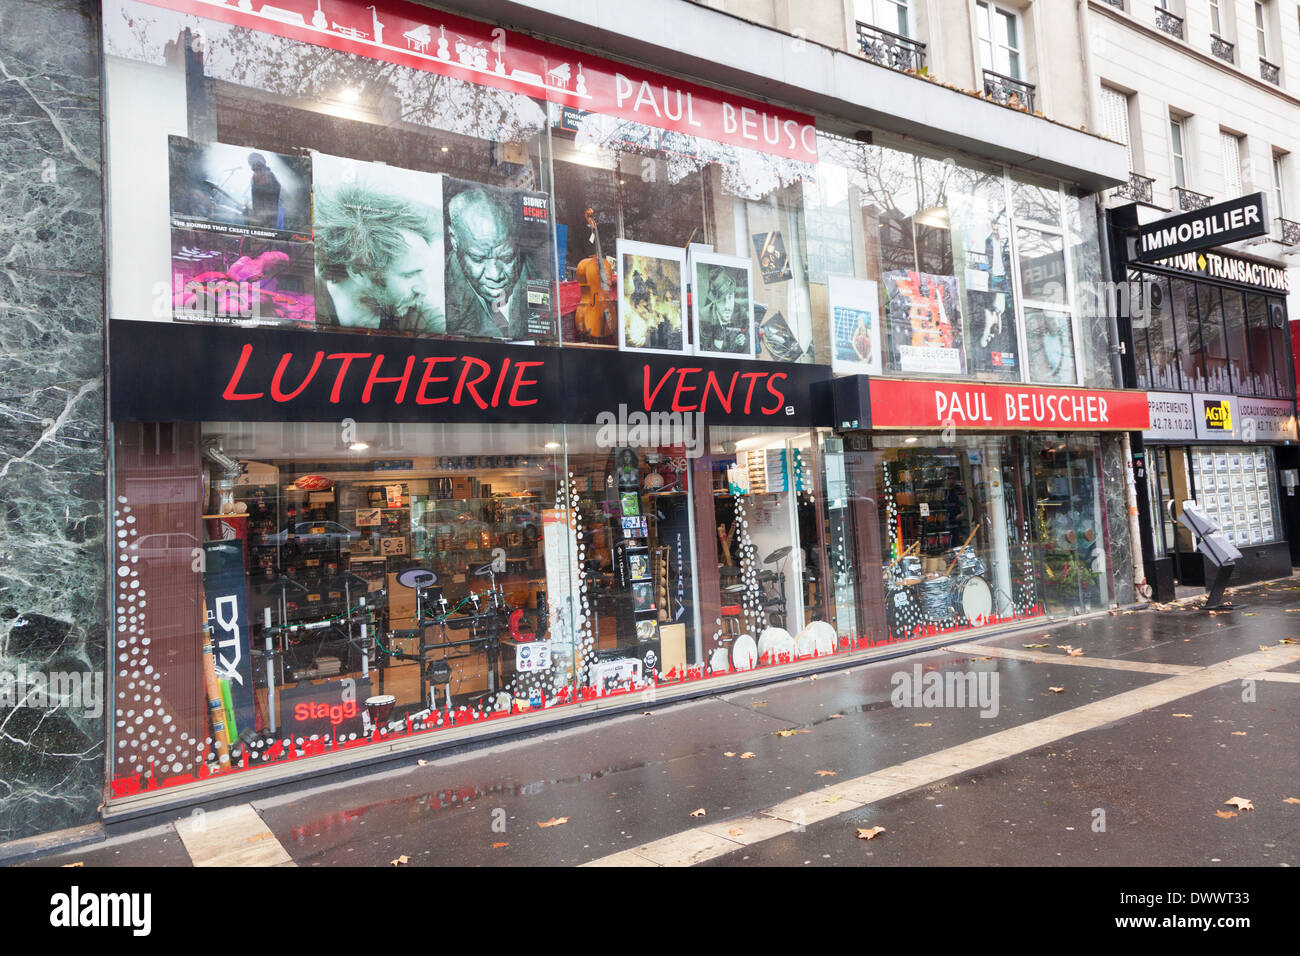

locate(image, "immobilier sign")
[[1134, 192, 1268, 261]]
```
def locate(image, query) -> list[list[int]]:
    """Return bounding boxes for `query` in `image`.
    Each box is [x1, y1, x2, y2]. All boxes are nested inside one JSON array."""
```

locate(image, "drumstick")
[[945, 526, 981, 577]]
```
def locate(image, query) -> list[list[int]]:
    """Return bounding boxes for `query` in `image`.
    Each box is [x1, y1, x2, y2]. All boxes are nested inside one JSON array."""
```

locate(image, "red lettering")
[[760, 373, 787, 414], [739, 371, 764, 415], [489, 358, 512, 407], [325, 352, 372, 404], [701, 370, 736, 414], [643, 366, 676, 407], [508, 361, 544, 407], [361, 354, 415, 404], [221, 343, 264, 401], [294, 703, 308, 721], [671, 367, 704, 412], [270, 350, 324, 402], [454, 356, 493, 409], [415, 356, 456, 405]]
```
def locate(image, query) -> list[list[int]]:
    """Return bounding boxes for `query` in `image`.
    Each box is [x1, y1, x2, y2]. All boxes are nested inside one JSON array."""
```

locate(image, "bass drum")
[[885, 584, 922, 635], [954, 575, 993, 627]]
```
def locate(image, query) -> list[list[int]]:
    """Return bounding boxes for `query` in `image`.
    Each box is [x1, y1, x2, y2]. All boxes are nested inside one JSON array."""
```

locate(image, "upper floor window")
[[1099, 86, 1134, 171], [856, 0, 912, 37], [1254, 1, 1268, 58], [1209, 0, 1223, 36], [1272, 152, 1287, 219], [976, 1, 1023, 80], [1221, 131, 1245, 196], [1170, 116, 1190, 188]]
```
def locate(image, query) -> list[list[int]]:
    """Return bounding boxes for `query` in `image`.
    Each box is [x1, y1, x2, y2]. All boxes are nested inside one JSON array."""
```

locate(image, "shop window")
[[876, 434, 1043, 640], [1266, 297, 1294, 397], [1198, 286, 1230, 393], [1030, 436, 1110, 616], [1190, 446, 1282, 546], [1221, 290, 1251, 395], [1172, 278, 1205, 391], [1137, 274, 1182, 390], [1245, 293, 1277, 397]]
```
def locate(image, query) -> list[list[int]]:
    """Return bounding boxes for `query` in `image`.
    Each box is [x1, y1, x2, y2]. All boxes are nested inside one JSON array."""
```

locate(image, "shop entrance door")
[[1031, 437, 1111, 616], [1145, 445, 1194, 585]]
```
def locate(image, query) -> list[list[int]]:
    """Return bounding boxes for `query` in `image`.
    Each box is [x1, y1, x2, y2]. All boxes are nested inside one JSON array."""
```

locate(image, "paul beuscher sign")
[[867, 378, 1151, 431]]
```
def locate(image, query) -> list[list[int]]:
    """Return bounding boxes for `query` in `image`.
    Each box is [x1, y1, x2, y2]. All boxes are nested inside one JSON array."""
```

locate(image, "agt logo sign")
[[1203, 399, 1233, 432]]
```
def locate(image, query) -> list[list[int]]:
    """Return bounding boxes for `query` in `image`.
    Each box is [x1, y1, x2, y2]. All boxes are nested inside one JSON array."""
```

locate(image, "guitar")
[[575, 207, 616, 338]]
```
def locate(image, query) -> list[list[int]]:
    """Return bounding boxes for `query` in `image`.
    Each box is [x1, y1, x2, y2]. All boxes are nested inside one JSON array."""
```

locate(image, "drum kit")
[[885, 534, 993, 634]]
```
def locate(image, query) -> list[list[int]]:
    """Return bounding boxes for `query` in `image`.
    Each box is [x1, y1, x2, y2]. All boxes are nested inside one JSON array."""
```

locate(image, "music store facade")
[[1110, 199, 1300, 600], [93, 0, 1133, 817]]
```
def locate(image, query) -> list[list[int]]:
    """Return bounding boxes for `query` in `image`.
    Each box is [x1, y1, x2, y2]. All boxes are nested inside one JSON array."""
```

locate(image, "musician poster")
[[828, 274, 882, 376], [883, 269, 965, 376], [168, 136, 316, 326], [617, 240, 687, 355], [442, 176, 556, 342], [311, 152, 446, 335], [691, 251, 755, 359]]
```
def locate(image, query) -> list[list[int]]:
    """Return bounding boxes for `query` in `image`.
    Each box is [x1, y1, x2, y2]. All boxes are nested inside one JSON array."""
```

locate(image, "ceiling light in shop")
[[338, 87, 360, 103], [904, 435, 918, 443], [544, 441, 560, 449], [440, 146, 450, 152], [349, 442, 370, 451]]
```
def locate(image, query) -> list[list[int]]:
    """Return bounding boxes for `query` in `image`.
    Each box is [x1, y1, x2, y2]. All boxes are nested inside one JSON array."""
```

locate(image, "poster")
[[617, 239, 687, 354], [691, 251, 755, 359], [751, 231, 793, 283], [443, 176, 555, 341], [883, 269, 964, 376], [202, 539, 256, 738], [168, 136, 315, 326], [827, 274, 881, 375], [312, 153, 446, 335]]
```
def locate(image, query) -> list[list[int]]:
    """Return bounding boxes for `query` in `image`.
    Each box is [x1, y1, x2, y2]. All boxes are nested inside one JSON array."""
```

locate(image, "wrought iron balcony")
[[1277, 218, 1300, 245], [1154, 6, 1184, 40], [1260, 57, 1280, 84], [856, 22, 927, 73], [1173, 186, 1213, 211], [1113, 171, 1156, 205], [982, 69, 1035, 112], [1210, 34, 1234, 64]]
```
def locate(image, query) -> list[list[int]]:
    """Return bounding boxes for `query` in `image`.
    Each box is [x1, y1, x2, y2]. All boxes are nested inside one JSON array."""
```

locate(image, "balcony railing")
[[1277, 218, 1300, 245], [1173, 185, 1213, 211], [982, 69, 1035, 112], [1113, 171, 1156, 205], [1260, 57, 1280, 84], [1154, 7, 1184, 40], [1210, 34, 1234, 64], [855, 22, 927, 73]]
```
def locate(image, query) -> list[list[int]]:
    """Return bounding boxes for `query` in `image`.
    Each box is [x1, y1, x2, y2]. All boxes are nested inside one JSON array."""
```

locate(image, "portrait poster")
[[691, 251, 755, 359], [827, 274, 881, 376], [168, 136, 315, 326], [883, 269, 965, 376], [617, 240, 687, 355], [751, 231, 792, 283], [442, 176, 556, 342], [311, 153, 446, 335]]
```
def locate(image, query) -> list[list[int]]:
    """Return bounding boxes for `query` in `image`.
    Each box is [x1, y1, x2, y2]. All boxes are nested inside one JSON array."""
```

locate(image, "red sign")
[[868, 378, 1150, 431], [293, 475, 334, 491], [134, 0, 818, 164]]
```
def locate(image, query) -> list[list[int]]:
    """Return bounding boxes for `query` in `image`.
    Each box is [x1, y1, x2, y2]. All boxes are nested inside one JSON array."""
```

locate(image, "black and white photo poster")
[[691, 250, 754, 359]]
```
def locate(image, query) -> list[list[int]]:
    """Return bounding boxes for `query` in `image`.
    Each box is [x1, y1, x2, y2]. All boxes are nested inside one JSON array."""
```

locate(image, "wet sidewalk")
[[17, 576, 1300, 868]]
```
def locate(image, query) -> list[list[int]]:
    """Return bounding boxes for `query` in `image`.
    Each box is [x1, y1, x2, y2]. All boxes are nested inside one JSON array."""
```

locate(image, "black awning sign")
[[1134, 192, 1268, 261]]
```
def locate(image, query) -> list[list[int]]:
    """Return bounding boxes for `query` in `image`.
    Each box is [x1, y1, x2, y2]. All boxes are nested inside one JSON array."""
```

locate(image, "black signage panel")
[[1134, 192, 1268, 261], [109, 320, 833, 427]]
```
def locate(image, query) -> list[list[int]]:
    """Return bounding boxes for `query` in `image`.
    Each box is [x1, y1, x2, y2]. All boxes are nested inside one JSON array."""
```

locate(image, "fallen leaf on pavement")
[[61, 862, 83, 868], [1283, 797, 1300, 804], [1023, 643, 1048, 648], [1224, 797, 1254, 811], [391, 855, 410, 866], [492, 842, 509, 849], [1215, 811, 1237, 819], [1049, 687, 1065, 694], [1231, 731, 1246, 736], [828, 714, 844, 719], [1280, 638, 1299, 645], [1173, 713, 1192, 718], [775, 728, 810, 737], [1066, 647, 1084, 657], [690, 808, 706, 818], [810, 674, 819, 681], [728, 827, 744, 836], [740, 752, 756, 759], [913, 722, 933, 727], [537, 817, 569, 828], [1259, 645, 1272, 651], [417, 759, 430, 766], [815, 770, 837, 777], [723, 751, 736, 757], [751, 700, 768, 707], [856, 826, 886, 840], [643, 712, 653, 716]]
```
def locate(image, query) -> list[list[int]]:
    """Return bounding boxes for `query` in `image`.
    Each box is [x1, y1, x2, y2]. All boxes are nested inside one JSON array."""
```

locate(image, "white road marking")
[[582, 644, 1300, 867], [174, 803, 295, 867]]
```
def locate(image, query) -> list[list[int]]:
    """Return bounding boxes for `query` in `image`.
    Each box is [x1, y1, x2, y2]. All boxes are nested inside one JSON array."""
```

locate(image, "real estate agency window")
[[976, 1, 1023, 80]]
